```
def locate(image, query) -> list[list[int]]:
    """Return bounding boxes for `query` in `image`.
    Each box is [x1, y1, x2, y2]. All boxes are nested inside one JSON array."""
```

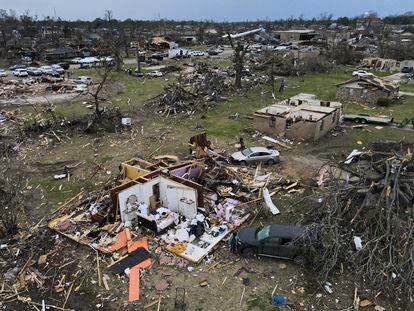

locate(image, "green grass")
[[31, 176, 97, 208], [343, 97, 414, 122], [400, 83, 414, 93], [370, 70, 394, 77]]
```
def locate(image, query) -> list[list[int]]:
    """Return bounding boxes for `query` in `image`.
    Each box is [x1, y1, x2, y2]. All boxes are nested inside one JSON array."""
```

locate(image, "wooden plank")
[[128, 266, 140, 302]]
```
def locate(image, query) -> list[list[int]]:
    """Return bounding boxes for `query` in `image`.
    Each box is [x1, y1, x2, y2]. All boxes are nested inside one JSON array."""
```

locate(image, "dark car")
[[134, 69, 144, 77], [238, 224, 306, 265], [151, 52, 168, 60], [47, 70, 61, 78], [401, 66, 413, 74], [207, 48, 219, 55], [57, 62, 70, 70], [9, 64, 27, 70]]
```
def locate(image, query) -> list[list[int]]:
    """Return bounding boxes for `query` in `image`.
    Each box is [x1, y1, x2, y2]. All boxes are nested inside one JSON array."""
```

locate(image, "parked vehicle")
[[401, 66, 414, 74], [134, 69, 144, 77], [40, 66, 52, 74], [237, 224, 307, 265], [230, 147, 280, 165], [27, 67, 42, 76], [74, 76, 93, 84], [40, 66, 60, 77], [57, 62, 70, 70], [0, 69, 7, 77], [352, 70, 375, 78], [342, 113, 394, 125], [207, 48, 219, 55], [70, 57, 82, 64], [9, 64, 27, 70], [151, 52, 167, 60], [189, 50, 204, 57], [13, 68, 28, 77], [147, 70, 163, 77], [51, 64, 65, 74]]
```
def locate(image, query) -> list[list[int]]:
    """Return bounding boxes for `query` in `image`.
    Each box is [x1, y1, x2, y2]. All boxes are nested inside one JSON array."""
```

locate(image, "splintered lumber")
[[262, 136, 292, 150], [96, 252, 102, 287]]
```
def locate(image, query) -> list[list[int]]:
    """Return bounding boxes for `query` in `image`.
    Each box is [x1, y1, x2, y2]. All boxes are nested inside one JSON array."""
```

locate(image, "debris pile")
[[146, 64, 232, 116], [303, 142, 414, 304]]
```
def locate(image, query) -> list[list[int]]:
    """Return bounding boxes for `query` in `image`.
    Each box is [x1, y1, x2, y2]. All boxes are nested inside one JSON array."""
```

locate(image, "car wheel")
[[293, 255, 306, 266], [360, 119, 367, 124], [240, 160, 247, 166], [355, 118, 360, 123], [241, 247, 255, 258], [266, 159, 275, 165]]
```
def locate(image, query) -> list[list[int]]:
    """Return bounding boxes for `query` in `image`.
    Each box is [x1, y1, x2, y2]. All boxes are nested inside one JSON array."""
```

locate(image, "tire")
[[266, 159, 275, 165], [360, 119, 367, 124], [241, 247, 255, 258], [240, 160, 247, 166], [355, 118, 360, 123], [293, 255, 306, 266]]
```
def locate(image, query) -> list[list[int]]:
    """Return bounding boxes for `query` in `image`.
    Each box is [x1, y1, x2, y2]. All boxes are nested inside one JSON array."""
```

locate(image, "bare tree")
[[227, 34, 248, 89], [89, 61, 113, 117]]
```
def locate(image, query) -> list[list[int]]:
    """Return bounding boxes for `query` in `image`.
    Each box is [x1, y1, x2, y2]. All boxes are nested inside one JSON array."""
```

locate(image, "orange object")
[[127, 238, 152, 302], [128, 266, 140, 301], [106, 229, 127, 252]]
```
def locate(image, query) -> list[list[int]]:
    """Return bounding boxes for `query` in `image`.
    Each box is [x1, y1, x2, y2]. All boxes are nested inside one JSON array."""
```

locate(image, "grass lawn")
[[400, 83, 414, 93]]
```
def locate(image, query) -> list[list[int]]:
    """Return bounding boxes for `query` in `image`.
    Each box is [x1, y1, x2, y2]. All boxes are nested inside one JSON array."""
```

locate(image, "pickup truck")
[[342, 114, 394, 125]]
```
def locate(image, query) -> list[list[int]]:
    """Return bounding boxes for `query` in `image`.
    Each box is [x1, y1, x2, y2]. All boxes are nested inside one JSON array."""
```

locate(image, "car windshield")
[[241, 148, 253, 157], [256, 226, 270, 240]]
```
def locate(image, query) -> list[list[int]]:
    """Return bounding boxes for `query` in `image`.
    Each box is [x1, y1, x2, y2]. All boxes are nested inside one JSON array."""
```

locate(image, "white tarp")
[[263, 188, 280, 215]]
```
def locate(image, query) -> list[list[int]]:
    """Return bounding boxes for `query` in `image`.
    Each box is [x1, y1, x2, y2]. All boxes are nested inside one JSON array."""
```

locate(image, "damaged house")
[[254, 93, 342, 141], [336, 77, 400, 105], [273, 29, 320, 42]]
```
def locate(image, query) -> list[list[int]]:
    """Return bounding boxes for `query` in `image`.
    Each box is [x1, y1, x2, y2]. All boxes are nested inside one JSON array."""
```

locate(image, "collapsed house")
[[47, 156, 255, 300], [362, 57, 414, 72], [254, 93, 342, 141], [336, 77, 400, 105], [273, 29, 320, 42]]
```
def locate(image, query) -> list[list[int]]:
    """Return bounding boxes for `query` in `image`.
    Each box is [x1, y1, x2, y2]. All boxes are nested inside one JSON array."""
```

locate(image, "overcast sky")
[[3, 0, 414, 21]]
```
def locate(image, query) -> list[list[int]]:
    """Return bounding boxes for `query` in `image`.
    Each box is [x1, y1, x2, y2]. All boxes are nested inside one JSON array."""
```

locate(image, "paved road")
[[383, 72, 406, 83], [399, 91, 414, 97]]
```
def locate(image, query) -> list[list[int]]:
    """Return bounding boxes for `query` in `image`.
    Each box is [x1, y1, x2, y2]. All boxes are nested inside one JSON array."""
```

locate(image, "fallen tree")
[[301, 142, 414, 306]]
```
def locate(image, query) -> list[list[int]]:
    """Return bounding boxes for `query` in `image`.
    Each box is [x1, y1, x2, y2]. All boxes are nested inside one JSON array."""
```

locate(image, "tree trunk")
[[136, 46, 141, 73]]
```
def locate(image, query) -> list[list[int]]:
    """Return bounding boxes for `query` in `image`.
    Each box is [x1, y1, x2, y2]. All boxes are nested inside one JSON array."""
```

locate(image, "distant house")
[[254, 93, 342, 141], [181, 36, 197, 43], [336, 77, 399, 105], [45, 46, 77, 60], [362, 57, 414, 72], [273, 29, 319, 42]]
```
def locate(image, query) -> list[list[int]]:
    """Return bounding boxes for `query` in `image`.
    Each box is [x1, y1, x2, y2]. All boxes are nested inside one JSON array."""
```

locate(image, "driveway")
[[383, 72, 406, 83], [399, 91, 414, 97]]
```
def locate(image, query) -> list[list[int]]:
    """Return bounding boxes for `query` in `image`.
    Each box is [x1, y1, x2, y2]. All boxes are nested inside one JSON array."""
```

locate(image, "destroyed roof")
[[46, 46, 75, 55], [255, 94, 341, 122], [336, 77, 399, 92], [274, 29, 315, 34], [151, 36, 170, 45]]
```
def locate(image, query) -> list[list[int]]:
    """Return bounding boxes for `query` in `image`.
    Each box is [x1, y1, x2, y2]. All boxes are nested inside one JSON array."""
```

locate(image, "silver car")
[[230, 147, 280, 165]]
